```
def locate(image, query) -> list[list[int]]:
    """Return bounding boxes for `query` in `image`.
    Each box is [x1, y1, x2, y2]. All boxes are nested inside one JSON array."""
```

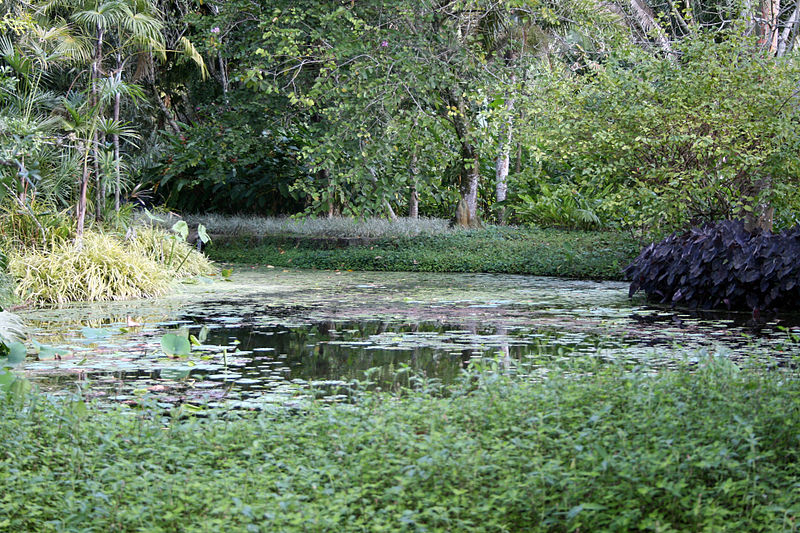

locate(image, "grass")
[[7, 228, 215, 305], [1, 357, 798, 531], [207, 226, 639, 280], [183, 214, 457, 239]]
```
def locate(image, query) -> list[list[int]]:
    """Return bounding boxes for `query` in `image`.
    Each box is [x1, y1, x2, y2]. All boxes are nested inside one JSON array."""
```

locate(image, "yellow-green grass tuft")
[[9, 232, 174, 305], [129, 226, 216, 277]]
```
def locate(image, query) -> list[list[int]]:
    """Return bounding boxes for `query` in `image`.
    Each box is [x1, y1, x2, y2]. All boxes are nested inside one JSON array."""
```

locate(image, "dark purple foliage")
[[625, 220, 800, 311]]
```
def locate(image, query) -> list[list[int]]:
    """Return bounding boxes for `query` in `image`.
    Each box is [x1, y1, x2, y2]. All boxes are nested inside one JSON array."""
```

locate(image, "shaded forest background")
[[3, 0, 800, 241]]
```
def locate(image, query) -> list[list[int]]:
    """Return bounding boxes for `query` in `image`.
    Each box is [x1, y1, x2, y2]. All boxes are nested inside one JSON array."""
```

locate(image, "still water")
[[17, 268, 800, 408]]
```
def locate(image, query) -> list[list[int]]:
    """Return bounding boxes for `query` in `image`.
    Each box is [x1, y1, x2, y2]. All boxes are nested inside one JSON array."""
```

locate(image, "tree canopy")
[[2, 0, 800, 237]]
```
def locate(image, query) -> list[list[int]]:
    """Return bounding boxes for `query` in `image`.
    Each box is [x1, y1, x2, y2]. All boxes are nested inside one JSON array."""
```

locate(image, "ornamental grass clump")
[[626, 219, 800, 310], [8, 232, 173, 304], [129, 226, 215, 277]]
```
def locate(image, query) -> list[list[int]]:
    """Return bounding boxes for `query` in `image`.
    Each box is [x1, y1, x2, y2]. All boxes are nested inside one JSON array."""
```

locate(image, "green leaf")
[[172, 220, 189, 241], [161, 333, 191, 357], [6, 342, 26, 365], [197, 224, 211, 244]]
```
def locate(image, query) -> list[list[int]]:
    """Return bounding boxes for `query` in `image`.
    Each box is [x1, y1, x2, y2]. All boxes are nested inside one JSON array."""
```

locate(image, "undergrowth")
[[8, 228, 214, 305], [208, 227, 639, 280], [0, 358, 798, 531], [184, 214, 456, 239]]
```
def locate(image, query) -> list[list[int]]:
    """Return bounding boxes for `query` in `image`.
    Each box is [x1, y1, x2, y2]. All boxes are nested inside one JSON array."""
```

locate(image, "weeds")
[[7, 226, 214, 305], [129, 226, 215, 277], [0, 359, 798, 531]]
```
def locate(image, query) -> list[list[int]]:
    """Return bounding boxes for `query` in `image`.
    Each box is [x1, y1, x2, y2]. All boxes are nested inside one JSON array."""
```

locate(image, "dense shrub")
[[535, 31, 800, 238], [1, 360, 799, 531], [8, 228, 215, 305], [625, 220, 800, 310]]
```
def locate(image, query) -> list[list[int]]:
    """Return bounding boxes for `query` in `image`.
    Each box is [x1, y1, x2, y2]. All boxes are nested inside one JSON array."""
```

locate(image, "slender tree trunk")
[[76, 142, 90, 241], [18, 156, 26, 203], [150, 78, 181, 133], [408, 150, 419, 218], [494, 85, 515, 225], [759, 0, 781, 53], [218, 53, 229, 104], [94, 131, 103, 222], [777, 0, 800, 56], [629, 0, 675, 57], [113, 90, 121, 212]]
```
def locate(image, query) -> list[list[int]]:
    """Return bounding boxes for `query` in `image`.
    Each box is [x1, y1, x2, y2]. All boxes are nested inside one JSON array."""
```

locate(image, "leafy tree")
[[535, 29, 800, 237], [245, 0, 596, 226]]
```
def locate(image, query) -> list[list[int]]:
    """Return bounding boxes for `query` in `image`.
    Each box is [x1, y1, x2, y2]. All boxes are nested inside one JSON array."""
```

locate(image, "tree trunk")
[[494, 89, 515, 225], [150, 79, 181, 134], [759, 0, 781, 53], [408, 151, 419, 218], [777, 0, 800, 56], [455, 144, 481, 228], [409, 186, 419, 218], [113, 90, 121, 212], [743, 176, 774, 233], [444, 90, 481, 228], [629, 0, 675, 57], [76, 142, 90, 241], [94, 131, 103, 222]]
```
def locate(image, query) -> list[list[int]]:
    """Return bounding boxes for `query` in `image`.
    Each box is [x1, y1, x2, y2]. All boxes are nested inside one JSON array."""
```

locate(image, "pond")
[[17, 267, 800, 409]]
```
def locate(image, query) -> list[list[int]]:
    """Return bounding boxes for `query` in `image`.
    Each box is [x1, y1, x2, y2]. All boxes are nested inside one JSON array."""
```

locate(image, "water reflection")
[[15, 269, 800, 407]]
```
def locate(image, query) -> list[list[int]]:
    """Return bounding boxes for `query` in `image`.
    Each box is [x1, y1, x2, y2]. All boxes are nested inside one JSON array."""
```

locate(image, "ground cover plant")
[[206, 225, 638, 280], [1, 356, 798, 531], [184, 214, 456, 239]]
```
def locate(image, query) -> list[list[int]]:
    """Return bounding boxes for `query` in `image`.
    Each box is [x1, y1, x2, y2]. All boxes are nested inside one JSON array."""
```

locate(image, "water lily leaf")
[[5, 342, 26, 365], [161, 333, 191, 357], [81, 327, 113, 339]]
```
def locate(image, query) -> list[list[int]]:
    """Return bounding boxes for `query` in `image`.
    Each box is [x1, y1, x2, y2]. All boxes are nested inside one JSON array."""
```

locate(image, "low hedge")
[[206, 227, 639, 280]]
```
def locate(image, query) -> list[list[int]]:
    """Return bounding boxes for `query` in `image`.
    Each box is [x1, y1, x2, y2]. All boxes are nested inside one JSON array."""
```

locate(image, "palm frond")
[[95, 116, 141, 145], [177, 36, 208, 80]]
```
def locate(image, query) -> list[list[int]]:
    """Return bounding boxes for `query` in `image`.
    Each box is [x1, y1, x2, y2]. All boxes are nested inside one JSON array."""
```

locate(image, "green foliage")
[[188, 214, 456, 239], [3, 221, 216, 306], [509, 182, 608, 230], [0, 199, 74, 250], [128, 226, 215, 278], [161, 332, 191, 357], [155, 108, 308, 214], [535, 29, 800, 237], [208, 227, 639, 280], [7, 231, 174, 304], [1, 360, 799, 531]]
